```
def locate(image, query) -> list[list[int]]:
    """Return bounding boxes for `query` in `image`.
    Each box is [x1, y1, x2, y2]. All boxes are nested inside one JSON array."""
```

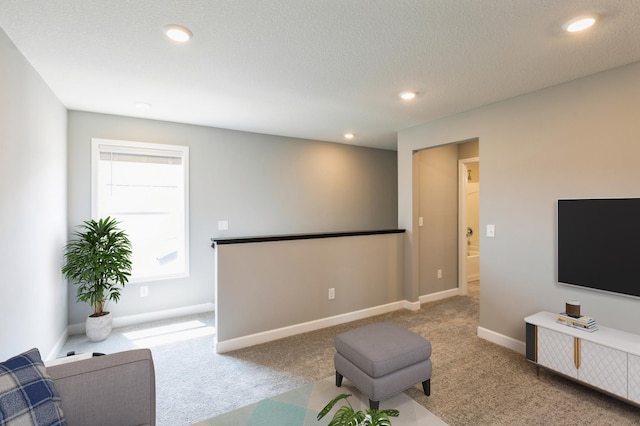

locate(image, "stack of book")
[[557, 312, 598, 332]]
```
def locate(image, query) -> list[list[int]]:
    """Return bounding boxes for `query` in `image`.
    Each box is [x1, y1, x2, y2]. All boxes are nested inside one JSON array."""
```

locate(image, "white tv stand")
[[525, 311, 640, 406]]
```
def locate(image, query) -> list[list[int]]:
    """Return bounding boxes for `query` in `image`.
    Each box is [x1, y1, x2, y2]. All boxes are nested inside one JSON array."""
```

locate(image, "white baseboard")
[[402, 300, 421, 311], [419, 288, 460, 304], [45, 327, 72, 361], [67, 322, 84, 336], [477, 326, 526, 354], [60, 299, 529, 360], [67, 302, 216, 337], [215, 301, 409, 353]]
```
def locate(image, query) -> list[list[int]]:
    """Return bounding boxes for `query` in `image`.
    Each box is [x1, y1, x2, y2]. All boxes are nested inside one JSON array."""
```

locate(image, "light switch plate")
[[486, 224, 495, 238]]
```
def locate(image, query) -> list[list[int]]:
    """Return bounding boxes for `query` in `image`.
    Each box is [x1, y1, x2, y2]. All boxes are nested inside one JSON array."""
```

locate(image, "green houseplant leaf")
[[317, 393, 399, 426], [62, 217, 132, 316]]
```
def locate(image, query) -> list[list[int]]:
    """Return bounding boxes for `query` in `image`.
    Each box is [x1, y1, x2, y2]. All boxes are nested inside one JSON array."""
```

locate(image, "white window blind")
[[92, 139, 189, 282]]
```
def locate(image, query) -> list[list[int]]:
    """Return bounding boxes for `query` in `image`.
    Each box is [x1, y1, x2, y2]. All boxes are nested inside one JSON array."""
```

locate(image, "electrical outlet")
[[437, 269, 442, 279], [140, 286, 149, 297], [328, 288, 335, 300]]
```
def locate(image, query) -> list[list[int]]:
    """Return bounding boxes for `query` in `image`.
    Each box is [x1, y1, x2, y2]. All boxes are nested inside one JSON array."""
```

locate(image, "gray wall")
[[216, 232, 403, 349], [68, 111, 398, 325], [398, 60, 640, 343], [0, 28, 68, 360], [415, 145, 458, 295], [458, 140, 479, 160]]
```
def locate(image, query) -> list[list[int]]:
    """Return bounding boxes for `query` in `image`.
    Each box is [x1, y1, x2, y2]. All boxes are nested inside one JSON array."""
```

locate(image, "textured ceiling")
[[1, 0, 639, 150]]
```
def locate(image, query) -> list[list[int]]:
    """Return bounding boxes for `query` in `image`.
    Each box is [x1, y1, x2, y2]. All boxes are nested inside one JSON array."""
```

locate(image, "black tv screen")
[[558, 198, 640, 298]]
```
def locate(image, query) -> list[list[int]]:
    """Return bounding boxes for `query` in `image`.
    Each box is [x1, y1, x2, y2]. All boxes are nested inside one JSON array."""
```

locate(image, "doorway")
[[458, 157, 480, 296]]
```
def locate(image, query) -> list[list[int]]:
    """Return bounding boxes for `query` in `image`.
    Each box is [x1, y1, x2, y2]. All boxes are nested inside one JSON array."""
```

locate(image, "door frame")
[[458, 157, 479, 295]]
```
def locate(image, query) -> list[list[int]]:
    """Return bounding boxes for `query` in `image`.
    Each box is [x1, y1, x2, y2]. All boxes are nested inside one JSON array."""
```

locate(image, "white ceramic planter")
[[86, 312, 113, 342]]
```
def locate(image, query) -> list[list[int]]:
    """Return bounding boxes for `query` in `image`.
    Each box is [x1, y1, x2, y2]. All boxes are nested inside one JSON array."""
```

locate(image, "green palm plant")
[[62, 217, 133, 317], [317, 394, 399, 426]]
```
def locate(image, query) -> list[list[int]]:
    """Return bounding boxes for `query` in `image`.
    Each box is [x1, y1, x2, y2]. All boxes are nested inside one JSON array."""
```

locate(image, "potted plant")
[[317, 393, 399, 426], [62, 217, 133, 342]]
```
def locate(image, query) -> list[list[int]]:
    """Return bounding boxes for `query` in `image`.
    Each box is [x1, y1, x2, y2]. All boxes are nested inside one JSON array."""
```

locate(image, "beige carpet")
[[60, 282, 640, 425], [228, 286, 640, 425]]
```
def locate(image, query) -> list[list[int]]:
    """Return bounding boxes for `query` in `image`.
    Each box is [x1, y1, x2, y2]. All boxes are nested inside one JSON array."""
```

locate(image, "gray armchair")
[[46, 349, 155, 426]]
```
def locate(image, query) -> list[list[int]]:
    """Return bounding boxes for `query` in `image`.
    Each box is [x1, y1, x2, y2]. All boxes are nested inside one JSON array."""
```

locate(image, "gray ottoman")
[[334, 322, 432, 409]]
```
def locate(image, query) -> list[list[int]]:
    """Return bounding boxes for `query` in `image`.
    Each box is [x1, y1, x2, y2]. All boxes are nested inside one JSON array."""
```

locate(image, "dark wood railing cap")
[[211, 229, 405, 248]]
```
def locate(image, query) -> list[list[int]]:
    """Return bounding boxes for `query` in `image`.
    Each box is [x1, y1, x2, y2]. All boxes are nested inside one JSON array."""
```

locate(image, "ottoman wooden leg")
[[336, 371, 343, 387], [369, 399, 379, 410], [422, 379, 430, 396]]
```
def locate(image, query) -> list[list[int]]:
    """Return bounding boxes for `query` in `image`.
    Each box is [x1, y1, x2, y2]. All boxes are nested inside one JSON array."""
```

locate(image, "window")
[[92, 138, 189, 282]]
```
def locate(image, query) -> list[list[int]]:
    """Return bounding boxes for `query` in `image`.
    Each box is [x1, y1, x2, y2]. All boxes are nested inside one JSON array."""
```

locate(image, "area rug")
[[193, 376, 447, 425]]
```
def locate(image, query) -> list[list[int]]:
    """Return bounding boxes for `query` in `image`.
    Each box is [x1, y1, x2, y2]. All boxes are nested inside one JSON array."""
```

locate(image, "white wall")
[[67, 111, 398, 326], [399, 61, 640, 343], [0, 29, 68, 360]]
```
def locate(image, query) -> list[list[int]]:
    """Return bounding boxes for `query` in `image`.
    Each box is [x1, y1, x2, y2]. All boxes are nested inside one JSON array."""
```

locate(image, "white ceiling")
[[1, 1, 639, 150]]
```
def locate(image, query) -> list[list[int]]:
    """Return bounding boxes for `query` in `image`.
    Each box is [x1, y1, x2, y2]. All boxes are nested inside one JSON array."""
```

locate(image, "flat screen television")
[[557, 198, 640, 298]]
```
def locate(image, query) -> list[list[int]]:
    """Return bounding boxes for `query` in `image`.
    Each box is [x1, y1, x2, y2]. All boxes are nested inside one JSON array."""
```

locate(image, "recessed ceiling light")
[[344, 133, 355, 140], [163, 24, 193, 42], [399, 91, 417, 100], [563, 15, 597, 33]]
